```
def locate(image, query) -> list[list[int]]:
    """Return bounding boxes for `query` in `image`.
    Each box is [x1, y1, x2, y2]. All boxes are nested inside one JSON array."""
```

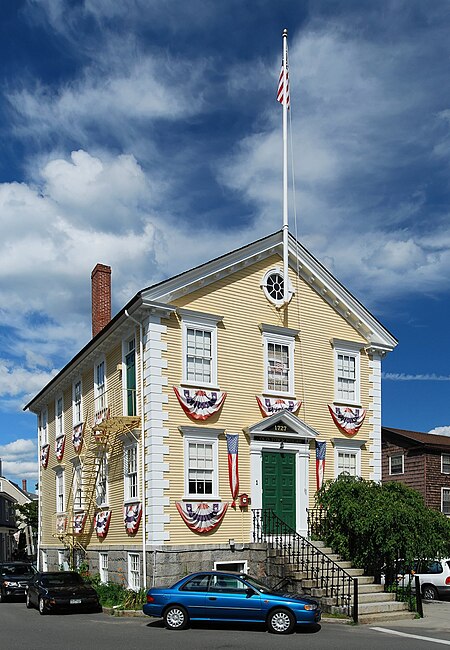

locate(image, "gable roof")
[[382, 426, 450, 451], [25, 229, 396, 413]]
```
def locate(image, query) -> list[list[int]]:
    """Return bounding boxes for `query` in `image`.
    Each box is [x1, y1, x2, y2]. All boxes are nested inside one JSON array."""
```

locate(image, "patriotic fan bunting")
[[124, 503, 142, 534], [176, 502, 228, 533], [316, 441, 326, 491], [93, 407, 109, 427], [56, 515, 67, 535], [256, 396, 301, 417], [95, 510, 112, 538], [226, 434, 239, 507], [328, 405, 366, 437], [55, 435, 66, 462], [173, 386, 227, 420], [72, 423, 84, 453], [41, 444, 50, 468], [73, 512, 87, 535]]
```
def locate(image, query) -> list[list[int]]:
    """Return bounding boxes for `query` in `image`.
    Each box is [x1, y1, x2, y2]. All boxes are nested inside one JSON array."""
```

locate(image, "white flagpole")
[[282, 28, 289, 305]]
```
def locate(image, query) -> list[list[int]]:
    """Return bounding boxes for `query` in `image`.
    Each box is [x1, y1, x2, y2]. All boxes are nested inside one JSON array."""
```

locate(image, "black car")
[[0, 562, 36, 601], [26, 571, 101, 615]]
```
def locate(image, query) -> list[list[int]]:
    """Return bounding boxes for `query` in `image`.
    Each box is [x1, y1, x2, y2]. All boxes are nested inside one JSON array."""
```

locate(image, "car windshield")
[[0, 564, 35, 576], [241, 575, 273, 593], [41, 573, 84, 587]]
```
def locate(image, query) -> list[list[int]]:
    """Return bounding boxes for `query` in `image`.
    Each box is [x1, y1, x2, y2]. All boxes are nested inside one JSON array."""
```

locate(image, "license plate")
[[70, 598, 82, 604]]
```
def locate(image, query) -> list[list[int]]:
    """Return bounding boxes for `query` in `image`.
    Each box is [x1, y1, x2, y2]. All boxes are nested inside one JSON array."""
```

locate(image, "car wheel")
[[38, 597, 48, 615], [267, 608, 296, 634], [422, 585, 438, 601], [26, 592, 33, 609], [163, 605, 189, 630]]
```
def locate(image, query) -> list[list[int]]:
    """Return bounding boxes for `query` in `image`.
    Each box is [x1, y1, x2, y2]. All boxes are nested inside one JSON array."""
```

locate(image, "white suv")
[[412, 559, 450, 600]]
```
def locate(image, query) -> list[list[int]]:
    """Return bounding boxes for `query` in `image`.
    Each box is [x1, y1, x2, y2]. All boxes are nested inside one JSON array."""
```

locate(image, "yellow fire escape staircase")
[[53, 389, 141, 558]]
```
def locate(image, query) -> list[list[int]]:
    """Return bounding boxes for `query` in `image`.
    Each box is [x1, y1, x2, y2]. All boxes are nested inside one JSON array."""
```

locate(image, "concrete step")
[[356, 575, 376, 585], [358, 600, 410, 615], [357, 610, 416, 625], [358, 583, 384, 594], [358, 591, 396, 603]]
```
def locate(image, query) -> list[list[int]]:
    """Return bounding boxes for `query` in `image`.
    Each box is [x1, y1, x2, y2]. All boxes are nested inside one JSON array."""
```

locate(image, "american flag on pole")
[[226, 434, 239, 507], [277, 59, 290, 108], [316, 441, 326, 491]]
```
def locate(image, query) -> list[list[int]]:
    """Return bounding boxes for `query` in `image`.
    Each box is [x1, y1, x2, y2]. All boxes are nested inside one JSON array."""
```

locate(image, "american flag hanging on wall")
[[315, 441, 326, 491], [226, 434, 239, 507], [328, 405, 366, 437], [176, 502, 228, 533]]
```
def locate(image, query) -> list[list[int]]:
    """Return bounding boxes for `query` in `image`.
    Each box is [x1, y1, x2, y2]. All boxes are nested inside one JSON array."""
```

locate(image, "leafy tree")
[[315, 475, 450, 582], [16, 500, 38, 532]]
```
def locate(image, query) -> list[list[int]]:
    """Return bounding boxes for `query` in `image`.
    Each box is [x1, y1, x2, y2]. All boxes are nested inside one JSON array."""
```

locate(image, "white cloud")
[[383, 373, 450, 381], [429, 426, 450, 437], [0, 439, 38, 484]]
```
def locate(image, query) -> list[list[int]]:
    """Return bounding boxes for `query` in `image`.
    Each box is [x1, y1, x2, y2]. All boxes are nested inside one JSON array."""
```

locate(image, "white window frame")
[[41, 550, 48, 572], [95, 451, 108, 507], [122, 336, 137, 417], [73, 459, 83, 510], [94, 357, 107, 414], [441, 453, 450, 475], [261, 326, 296, 397], [442, 488, 450, 516], [389, 454, 404, 475], [124, 442, 139, 503], [180, 426, 222, 500], [58, 550, 69, 571], [55, 395, 64, 438], [56, 468, 65, 513], [214, 560, 248, 573], [99, 552, 108, 584], [333, 438, 364, 479], [39, 408, 48, 446], [128, 553, 141, 591], [73, 379, 83, 426], [332, 339, 363, 405], [180, 310, 222, 388]]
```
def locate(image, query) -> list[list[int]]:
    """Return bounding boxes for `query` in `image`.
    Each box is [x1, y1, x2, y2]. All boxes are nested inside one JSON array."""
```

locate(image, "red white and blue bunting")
[[93, 407, 110, 439], [256, 396, 302, 417], [73, 512, 87, 535], [56, 515, 67, 535], [173, 387, 227, 421], [41, 444, 50, 469], [328, 405, 366, 437], [226, 434, 239, 507], [124, 503, 142, 534], [55, 435, 66, 462], [176, 502, 228, 533], [72, 423, 84, 453], [94, 510, 112, 538]]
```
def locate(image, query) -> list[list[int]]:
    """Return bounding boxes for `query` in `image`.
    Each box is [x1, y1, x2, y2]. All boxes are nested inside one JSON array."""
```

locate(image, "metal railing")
[[252, 509, 358, 622]]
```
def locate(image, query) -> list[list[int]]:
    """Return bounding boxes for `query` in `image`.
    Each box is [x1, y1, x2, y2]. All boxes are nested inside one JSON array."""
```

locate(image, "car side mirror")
[[246, 588, 256, 597]]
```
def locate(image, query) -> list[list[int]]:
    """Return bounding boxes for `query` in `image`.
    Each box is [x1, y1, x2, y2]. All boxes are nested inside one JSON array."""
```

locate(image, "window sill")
[[124, 498, 140, 506], [332, 400, 362, 409], [182, 496, 221, 502], [180, 382, 221, 392], [262, 390, 296, 399]]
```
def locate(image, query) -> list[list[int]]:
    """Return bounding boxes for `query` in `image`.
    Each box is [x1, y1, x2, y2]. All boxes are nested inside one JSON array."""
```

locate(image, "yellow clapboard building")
[[25, 231, 396, 589]]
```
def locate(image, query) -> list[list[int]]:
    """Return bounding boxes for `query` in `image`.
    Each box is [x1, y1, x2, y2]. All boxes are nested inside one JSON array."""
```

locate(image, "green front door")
[[262, 451, 296, 529]]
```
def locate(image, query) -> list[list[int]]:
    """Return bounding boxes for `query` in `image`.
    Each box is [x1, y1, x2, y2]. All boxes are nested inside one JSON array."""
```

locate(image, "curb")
[[102, 607, 146, 617]]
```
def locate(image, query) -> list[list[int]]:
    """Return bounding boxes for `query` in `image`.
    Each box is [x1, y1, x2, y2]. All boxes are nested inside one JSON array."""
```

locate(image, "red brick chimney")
[[91, 264, 112, 337], [22, 479, 27, 492]]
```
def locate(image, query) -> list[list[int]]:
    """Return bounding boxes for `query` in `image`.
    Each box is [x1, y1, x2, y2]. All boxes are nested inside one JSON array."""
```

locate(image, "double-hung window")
[[180, 310, 222, 387], [442, 488, 450, 516], [260, 325, 297, 396], [73, 460, 83, 509], [124, 337, 137, 416], [94, 359, 107, 415], [124, 443, 138, 501], [333, 340, 363, 405], [55, 396, 64, 438], [99, 553, 108, 584], [39, 409, 48, 446], [442, 454, 450, 474], [95, 451, 108, 507], [73, 380, 82, 425], [389, 454, 404, 475], [180, 426, 222, 499], [56, 469, 65, 513], [128, 553, 140, 591], [333, 439, 364, 479]]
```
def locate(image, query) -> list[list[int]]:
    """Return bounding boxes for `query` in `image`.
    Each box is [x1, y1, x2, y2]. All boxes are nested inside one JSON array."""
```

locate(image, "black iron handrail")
[[252, 508, 358, 622]]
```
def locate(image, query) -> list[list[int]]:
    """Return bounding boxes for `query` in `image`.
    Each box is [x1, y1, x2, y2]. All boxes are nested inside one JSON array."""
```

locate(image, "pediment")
[[246, 410, 319, 441]]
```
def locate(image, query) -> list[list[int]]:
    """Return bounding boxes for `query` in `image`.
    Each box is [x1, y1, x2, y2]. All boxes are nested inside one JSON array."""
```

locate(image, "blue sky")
[[2, 0, 450, 486]]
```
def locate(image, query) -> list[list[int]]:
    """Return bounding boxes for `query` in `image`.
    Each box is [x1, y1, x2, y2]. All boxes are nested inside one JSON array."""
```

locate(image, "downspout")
[[125, 310, 147, 588]]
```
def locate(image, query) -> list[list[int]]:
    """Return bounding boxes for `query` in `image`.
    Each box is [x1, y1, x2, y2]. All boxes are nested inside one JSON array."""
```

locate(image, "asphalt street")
[[1, 600, 450, 650]]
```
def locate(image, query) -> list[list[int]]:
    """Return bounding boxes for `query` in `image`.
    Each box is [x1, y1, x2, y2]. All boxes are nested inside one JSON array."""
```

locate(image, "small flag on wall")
[[226, 434, 239, 507], [316, 441, 326, 491], [328, 405, 366, 437]]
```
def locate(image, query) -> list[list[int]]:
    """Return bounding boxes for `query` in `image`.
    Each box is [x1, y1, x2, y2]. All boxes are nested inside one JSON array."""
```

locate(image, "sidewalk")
[[374, 600, 450, 633]]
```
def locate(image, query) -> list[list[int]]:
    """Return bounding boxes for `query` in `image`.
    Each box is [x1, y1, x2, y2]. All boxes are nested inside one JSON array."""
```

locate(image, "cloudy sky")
[[2, 0, 450, 486]]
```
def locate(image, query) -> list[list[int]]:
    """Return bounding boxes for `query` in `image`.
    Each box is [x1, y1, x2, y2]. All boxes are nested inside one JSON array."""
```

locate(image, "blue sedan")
[[143, 571, 321, 634]]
